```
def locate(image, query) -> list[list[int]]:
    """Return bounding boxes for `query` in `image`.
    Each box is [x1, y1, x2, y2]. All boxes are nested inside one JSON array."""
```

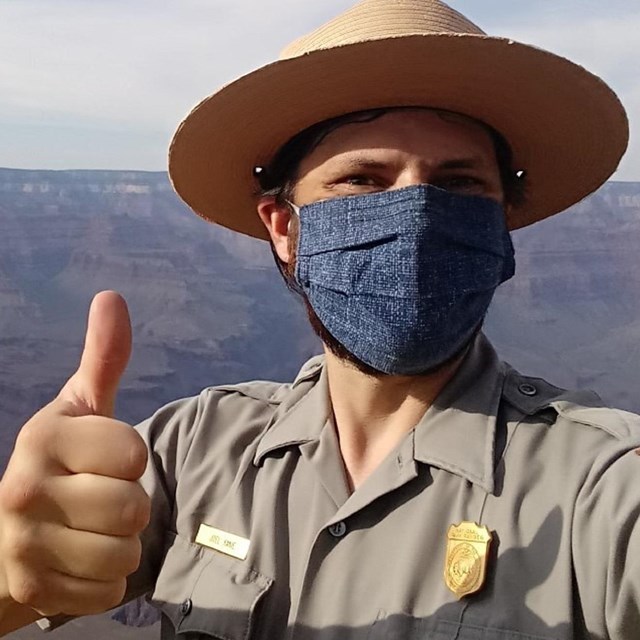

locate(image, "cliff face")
[[1, 169, 639, 469], [485, 181, 640, 412], [0, 169, 319, 467]]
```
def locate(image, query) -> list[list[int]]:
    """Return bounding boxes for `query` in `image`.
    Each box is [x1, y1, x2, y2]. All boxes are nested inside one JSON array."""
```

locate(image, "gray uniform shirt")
[[114, 335, 640, 639]]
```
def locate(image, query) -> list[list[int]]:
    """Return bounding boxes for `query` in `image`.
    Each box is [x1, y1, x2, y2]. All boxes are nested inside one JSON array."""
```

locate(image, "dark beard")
[[279, 214, 479, 379], [302, 296, 482, 379], [302, 297, 381, 377]]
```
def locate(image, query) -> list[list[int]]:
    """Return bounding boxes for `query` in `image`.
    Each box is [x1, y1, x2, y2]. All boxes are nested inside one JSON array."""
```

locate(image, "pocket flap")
[[151, 534, 272, 639]]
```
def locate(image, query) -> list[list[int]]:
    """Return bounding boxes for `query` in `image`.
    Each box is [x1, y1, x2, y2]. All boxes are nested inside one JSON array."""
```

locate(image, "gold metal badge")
[[195, 524, 250, 560], [444, 521, 492, 599]]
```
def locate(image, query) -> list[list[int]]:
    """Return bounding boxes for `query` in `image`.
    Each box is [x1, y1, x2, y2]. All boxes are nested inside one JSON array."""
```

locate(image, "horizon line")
[[0, 166, 638, 185]]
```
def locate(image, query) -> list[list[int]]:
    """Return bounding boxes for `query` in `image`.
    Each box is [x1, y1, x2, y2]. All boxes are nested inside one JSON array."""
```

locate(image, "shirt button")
[[179, 598, 192, 616], [518, 383, 538, 397], [328, 521, 347, 538]]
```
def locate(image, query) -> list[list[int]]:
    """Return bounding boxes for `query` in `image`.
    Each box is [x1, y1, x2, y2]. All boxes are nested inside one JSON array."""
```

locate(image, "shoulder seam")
[[554, 405, 621, 439], [552, 403, 640, 440]]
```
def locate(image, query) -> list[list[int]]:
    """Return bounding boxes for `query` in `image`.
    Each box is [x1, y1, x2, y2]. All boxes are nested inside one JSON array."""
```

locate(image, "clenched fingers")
[[54, 415, 147, 480], [8, 567, 128, 617], [15, 407, 147, 481], [4, 520, 142, 583], [47, 527, 142, 581], [41, 474, 150, 536]]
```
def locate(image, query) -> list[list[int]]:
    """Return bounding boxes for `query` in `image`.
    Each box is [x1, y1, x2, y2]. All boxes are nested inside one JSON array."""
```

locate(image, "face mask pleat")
[[294, 184, 515, 375]]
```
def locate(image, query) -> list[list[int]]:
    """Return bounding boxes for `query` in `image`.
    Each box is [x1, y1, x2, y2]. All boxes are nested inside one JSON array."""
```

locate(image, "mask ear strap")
[[285, 200, 300, 232], [286, 200, 300, 216]]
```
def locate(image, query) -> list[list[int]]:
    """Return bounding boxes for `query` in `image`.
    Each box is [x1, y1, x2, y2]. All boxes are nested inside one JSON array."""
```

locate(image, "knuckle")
[[6, 531, 36, 563], [92, 536, 140, 580], [103, 578, 127, 610], [120, 490, 151, 533], [120, 536, 142, 576], [139, 492, 152, 529], [126, 435, 148, 479], [106, 427, 147, 480], [10, 572, 44, 607], [0, 475, 44, 514], [15, 420, 51, 454]]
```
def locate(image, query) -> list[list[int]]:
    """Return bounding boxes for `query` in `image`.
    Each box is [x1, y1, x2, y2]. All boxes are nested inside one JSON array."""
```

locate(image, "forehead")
[[297, 109, 498, 172]]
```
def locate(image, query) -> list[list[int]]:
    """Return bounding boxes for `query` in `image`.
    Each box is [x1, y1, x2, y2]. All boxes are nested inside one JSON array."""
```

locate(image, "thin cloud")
[[0, 0, 351, 128], [0, 0, 637, 178], [489, 10, 640, 181]]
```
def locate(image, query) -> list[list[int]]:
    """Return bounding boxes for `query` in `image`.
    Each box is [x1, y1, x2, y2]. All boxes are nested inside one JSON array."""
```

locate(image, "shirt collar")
[[254, 335, 505, 496], [412, 332, 505, 494], [253, 357, 329, 465]]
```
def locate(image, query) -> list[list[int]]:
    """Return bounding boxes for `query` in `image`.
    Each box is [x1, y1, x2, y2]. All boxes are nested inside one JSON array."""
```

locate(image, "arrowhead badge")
[[444, 522, 492, 599]]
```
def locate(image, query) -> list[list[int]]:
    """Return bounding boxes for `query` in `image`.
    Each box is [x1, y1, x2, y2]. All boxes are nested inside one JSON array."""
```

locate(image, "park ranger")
[[0, 0, 638, 638]]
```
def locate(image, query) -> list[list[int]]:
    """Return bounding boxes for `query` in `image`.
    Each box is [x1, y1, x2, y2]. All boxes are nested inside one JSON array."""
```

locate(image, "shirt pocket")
[[151, 533, 273, 639], [369, 614, 556, 640]]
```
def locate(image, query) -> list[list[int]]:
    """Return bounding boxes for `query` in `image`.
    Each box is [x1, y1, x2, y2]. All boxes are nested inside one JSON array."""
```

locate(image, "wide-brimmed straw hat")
[[168, 0, 628, 239]]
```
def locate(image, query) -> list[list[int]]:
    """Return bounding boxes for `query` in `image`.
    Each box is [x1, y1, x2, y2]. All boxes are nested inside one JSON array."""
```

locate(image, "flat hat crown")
[[281, 0, 486, 58]]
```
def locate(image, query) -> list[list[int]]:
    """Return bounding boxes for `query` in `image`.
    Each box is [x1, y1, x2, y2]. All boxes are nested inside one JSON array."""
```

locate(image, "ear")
[[257, 196, 294, 263]]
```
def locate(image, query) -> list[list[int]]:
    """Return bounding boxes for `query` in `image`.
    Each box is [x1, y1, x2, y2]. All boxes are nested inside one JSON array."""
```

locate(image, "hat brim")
[[168, 33, 628, 239]]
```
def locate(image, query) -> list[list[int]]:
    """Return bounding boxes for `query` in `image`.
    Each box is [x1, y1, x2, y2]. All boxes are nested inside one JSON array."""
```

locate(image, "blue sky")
[[0, 0, 637, 179]]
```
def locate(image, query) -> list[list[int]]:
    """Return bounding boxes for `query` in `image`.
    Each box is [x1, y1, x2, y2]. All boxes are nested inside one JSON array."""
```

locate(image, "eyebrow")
[[330, 154, 489, 172], [436, 156, 488, 170], [334, 156, 390, 171]]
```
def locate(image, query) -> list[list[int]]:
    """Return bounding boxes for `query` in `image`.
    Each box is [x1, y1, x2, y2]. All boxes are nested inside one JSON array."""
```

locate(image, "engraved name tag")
[[195, 524, 251, 560]]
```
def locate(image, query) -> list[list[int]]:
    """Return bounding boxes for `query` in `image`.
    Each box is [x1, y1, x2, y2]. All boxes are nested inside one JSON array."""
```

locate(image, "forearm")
[[0, 597, 40, 636], [0, 551, 40, 635]]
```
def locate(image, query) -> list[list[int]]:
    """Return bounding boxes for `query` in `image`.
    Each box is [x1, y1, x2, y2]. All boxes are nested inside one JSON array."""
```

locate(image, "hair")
[[255, 106, 527, 207], [255, 106, 526, 285], [253, 107, 526, 375]]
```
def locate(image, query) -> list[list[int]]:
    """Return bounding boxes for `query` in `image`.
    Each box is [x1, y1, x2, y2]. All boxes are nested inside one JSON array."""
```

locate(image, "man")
[[0, 0, 636, 638]]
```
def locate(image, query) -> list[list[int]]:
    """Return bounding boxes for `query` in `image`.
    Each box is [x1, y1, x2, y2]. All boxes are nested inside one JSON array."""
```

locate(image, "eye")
[[341, 174, 376, 186], [329, 173, 383, 194], [436, 175, 486, 194]]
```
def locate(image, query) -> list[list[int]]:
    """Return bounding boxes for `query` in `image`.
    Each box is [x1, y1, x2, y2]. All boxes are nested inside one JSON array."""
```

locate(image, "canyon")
[[1, 168, 639, 636]]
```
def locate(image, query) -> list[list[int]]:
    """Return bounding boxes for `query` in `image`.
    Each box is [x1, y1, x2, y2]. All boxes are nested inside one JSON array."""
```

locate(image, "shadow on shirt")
[[149, 508, 603, 640]]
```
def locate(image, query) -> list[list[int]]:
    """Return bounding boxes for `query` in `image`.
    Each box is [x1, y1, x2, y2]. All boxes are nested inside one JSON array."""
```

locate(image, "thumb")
[[60, 290, 132, 418]]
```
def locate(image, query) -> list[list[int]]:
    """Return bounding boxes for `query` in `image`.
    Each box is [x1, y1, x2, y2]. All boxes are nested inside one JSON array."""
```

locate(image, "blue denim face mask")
[[290, 184, 515, 375]]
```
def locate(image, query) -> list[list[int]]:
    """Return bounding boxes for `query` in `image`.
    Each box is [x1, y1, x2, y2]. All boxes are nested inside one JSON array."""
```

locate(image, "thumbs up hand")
[[0, 292, 150, 617]]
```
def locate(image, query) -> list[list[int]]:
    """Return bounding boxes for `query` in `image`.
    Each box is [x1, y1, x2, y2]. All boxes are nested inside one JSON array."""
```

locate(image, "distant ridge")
[[1, 170, 640, 470], [0, 167, 320, 469]]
